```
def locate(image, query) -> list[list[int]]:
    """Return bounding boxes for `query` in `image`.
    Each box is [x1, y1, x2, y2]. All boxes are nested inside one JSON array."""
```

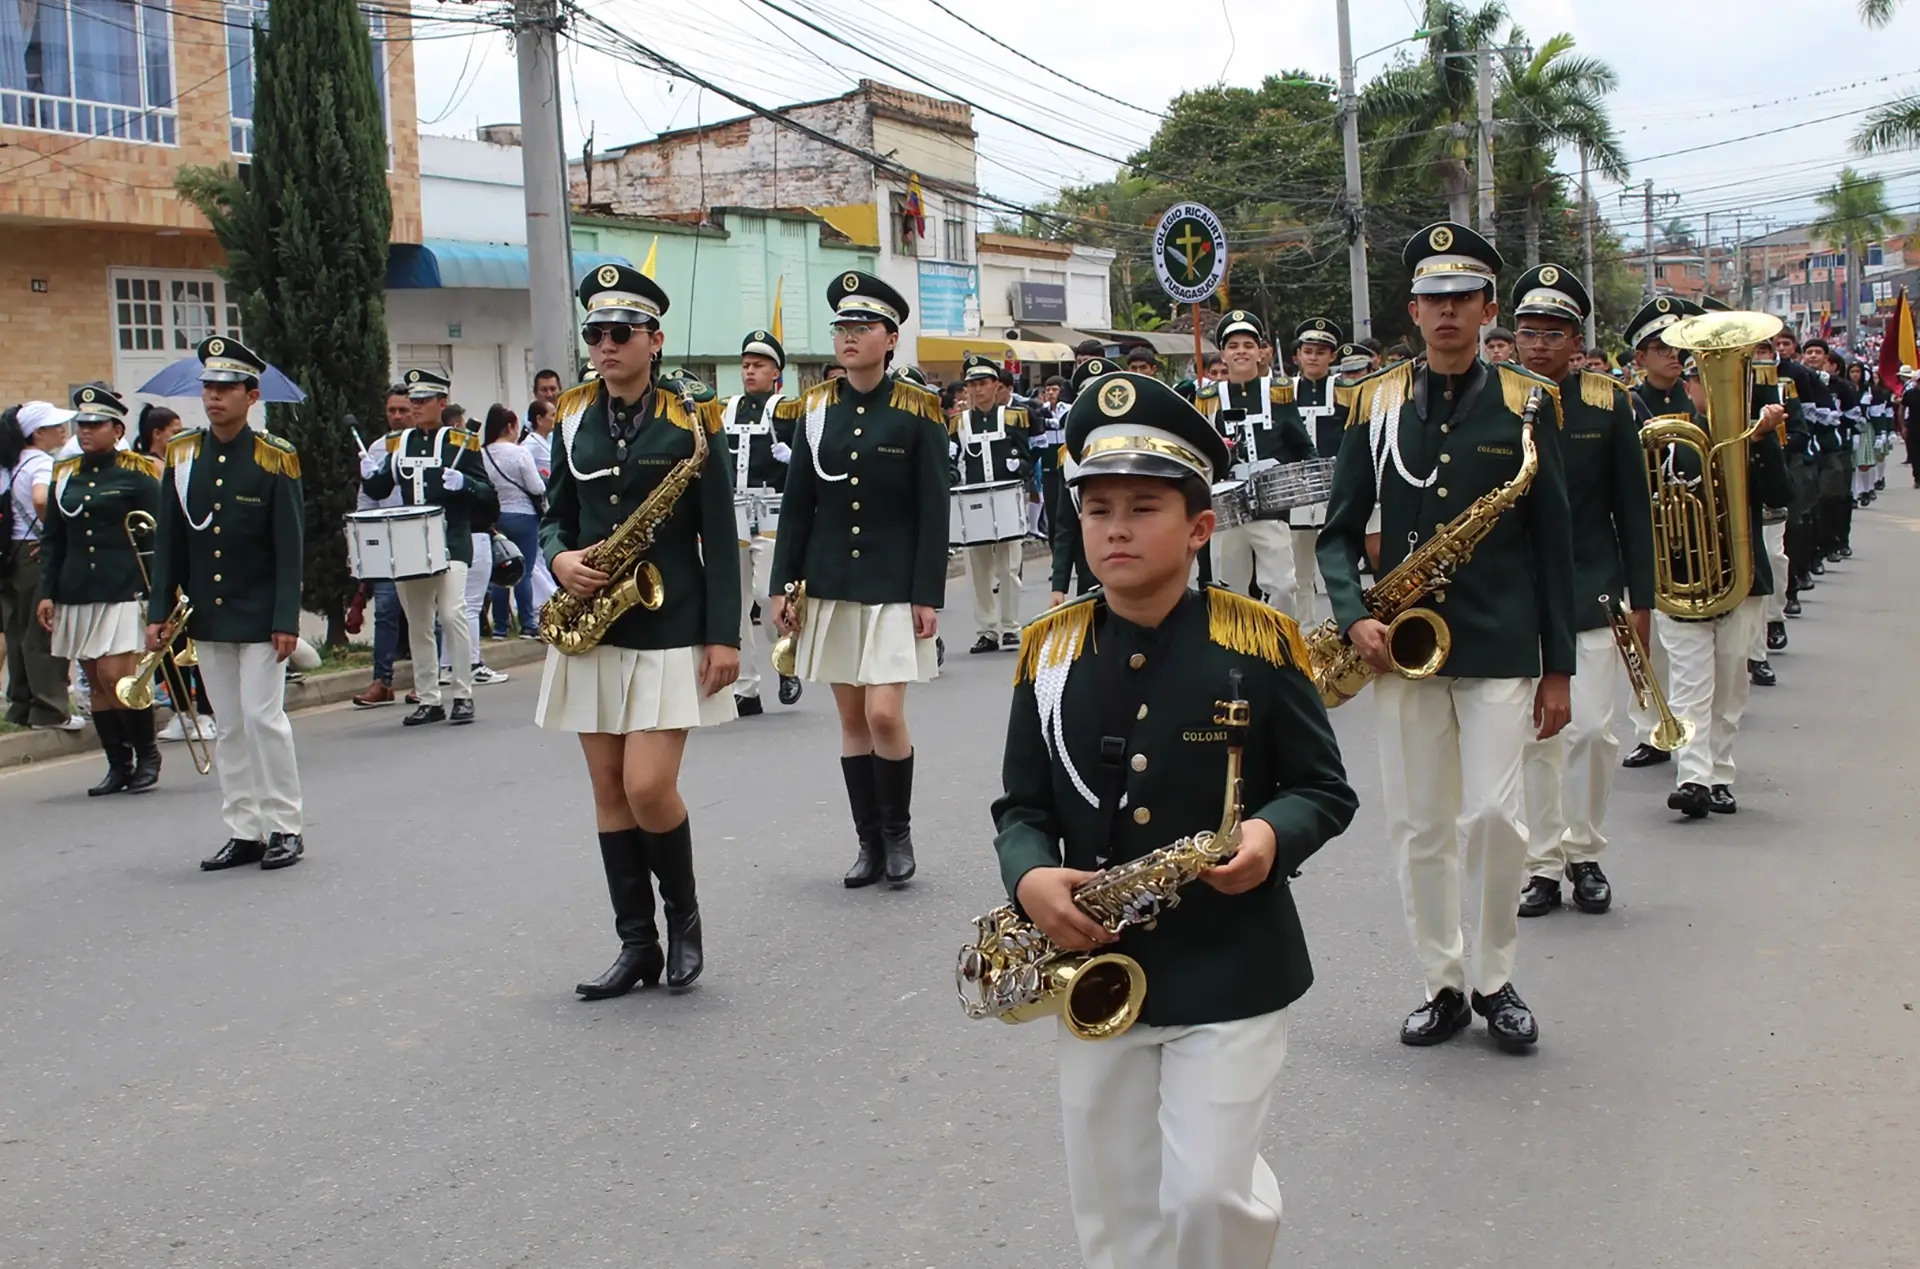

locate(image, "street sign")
[[1153, 202, 1229, 305]]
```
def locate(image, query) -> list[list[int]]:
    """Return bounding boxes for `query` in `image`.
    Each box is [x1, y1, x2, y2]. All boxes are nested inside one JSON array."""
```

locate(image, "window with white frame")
[[0, 0, 177, 144], [943, 218, 970, 263], [229, 0, 390, 160], [113, 271, 246, 354]]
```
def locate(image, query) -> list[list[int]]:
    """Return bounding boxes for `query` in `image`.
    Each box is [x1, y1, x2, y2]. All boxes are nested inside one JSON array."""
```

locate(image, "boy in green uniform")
[[992, 371, 1356, 1269], [1317, 222, 1576, 1051], [149, 337, 307, 871]]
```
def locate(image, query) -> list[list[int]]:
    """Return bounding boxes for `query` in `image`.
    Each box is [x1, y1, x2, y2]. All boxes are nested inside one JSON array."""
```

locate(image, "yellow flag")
[[641, 236, 658, 279], [771, 275, 785, 344]]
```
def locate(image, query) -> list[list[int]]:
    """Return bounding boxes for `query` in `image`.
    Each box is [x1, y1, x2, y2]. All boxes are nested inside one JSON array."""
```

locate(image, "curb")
[[0, 637, 552, 773]]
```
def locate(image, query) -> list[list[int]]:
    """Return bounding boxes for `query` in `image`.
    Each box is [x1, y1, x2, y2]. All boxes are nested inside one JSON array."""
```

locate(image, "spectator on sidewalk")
[[3, 402, 81, 730], [482, 405, 546, 640], [522, 397, 556, 479], [530, 367, 562, 422]]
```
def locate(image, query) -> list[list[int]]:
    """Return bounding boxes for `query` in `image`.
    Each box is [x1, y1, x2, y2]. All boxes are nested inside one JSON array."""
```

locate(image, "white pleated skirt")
[[50, 600, 146, 660], [534, 643, 739, 734], [792, 599, 939, 686]]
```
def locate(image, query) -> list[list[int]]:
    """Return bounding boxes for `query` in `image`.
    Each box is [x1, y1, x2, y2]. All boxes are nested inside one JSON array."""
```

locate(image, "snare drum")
[[950, 481, 1028, 546], [1210, 480, 1253, 530], [345, 506, 449, 580], [1247, 458, 1338, 518]]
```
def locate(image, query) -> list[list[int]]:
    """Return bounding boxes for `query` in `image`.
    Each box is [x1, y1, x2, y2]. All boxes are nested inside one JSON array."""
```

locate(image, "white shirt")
[[8, 448, 54, 541], [485, 441, 547, 516], [521, 428, 552, 479]]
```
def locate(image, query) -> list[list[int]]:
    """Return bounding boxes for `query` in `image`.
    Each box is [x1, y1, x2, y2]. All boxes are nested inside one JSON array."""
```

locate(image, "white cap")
[[16, 400, 76, 437]]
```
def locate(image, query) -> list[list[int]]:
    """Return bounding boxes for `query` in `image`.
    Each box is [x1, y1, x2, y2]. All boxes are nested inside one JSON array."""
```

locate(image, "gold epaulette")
[[1781, 379, 1799, 401], [776, 379, 838, 423], [166, 429, 203, 465], [1334, 383, 1359, 411], [52, 456, 80, 482], [1269, 380, 1294, 407], [1498, 364, 1564, 427], [555, 381, 600, 422], [1005, 407, 1029, 428], [1753, 363, 1778, 386], [889, 378, 946, 425], [115, 450, 163, 478], [1346, 361, 1412, 428], [1195, 382, 1221, 417], [253, 433, 302, 479], [385, 432, 403, 453], [1206, 586, 1307, 671], [694, 398, 726, 434], [447, 428, 482, 453], [1578, 370, 1627, 411], [1013, 591, 1099, 684]]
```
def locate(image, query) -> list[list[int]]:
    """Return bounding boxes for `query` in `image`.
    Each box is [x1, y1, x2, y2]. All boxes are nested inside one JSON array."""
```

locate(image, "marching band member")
[[991, 371, 1356, 1269], [956, 353, 1033, 653], [1196, 310, 1313, 614], [149, 337, 307, 871], [1282, 317, 1349, 626], [1510, 266, 1655, 918], [361, 367, 497, 727], [770, 271, 948, 889], [539, 264, 740, 999], [1047, 356, 1119, 606], [36, 386, 163, 795], [722, 328, 800, 713], [1030, 375, 1069, 537], [1318, 223, 1576, 1051]]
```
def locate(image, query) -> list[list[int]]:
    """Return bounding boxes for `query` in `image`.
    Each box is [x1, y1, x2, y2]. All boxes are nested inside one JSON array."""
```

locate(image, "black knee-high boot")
[[576, 827, 664, 1000], [873, 751, 917, 886], [86, 711, 132, 797], [123, 706, 160, 793], [649, 818, 703, 991], [840, 754, 884, 888]]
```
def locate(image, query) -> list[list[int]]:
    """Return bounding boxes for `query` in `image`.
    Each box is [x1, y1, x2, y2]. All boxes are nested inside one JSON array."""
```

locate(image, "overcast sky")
[[411, 0, 1920, 251]]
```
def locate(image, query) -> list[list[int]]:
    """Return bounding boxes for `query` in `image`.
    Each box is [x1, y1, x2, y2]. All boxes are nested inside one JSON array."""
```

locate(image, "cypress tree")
[[178, 0, 391, 644]]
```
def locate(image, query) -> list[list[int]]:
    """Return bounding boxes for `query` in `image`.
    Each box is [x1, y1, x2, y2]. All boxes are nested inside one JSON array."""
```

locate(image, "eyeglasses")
[[581, 323, 640, 347], [1514, 329, 1574, 346], [833, 322, 880, 339]]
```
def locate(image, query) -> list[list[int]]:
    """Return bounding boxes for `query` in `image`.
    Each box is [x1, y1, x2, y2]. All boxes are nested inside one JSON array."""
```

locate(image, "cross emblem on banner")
[[1173, 222, 1209, 282]]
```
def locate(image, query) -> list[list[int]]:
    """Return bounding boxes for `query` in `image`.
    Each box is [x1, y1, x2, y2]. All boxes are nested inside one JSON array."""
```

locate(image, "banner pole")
[[1192, 303, 1204, 385]]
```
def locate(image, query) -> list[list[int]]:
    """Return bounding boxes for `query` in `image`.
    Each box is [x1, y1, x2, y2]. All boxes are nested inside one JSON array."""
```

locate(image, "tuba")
[[1640, 310, 1782, 620], [955, 672, 1250, 1041]]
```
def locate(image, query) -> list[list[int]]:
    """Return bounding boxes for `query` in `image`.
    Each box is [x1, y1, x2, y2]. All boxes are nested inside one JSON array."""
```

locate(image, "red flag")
[[1877, 287, 1917, 391]]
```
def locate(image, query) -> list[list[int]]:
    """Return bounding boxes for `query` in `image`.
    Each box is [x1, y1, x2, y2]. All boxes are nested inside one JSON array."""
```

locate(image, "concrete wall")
[[419, 133, 527, 244]]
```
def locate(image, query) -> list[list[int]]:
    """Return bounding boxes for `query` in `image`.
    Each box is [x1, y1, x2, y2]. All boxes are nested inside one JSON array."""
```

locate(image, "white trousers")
[[1660, 598, 1763, 789], [195, 640, 303, 840], [736, 534, 774, 698], [1754, 521, 1789, 646], [448, 532, 489, 667], [1058, 1009, 1289, 1269], [968, 540, 1024, 638], [1628, 622, 1672, 748], [396, 561, 472, 706], [1288, 528, 1322, 625], [1522, 629, 1619, 878], [1375, 674, 1533, 998], [1211, 519, 1295, 615]]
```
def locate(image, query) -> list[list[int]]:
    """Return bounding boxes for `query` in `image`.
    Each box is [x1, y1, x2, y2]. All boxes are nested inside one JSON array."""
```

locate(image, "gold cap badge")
[[80, 388, 96, 403], [597, 265, 619, 287], [1315, 319, 1327, 330], [1098, 379, 1136, 417], [1656, 297, 1671, 312], [1539, 266, 1559, 285], [842, 273, 860, 292], [1430, 225, 1454, 251], [207, 338, 225, 356]]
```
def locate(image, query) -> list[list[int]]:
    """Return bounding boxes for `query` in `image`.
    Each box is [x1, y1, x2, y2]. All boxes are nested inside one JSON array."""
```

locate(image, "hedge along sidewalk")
[[0, 637, 552, 773]]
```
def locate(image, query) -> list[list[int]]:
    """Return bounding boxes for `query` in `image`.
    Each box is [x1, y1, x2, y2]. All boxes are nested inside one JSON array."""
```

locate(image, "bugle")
[[119, 511, 211, 775], [1601, 594, 1690, 752]]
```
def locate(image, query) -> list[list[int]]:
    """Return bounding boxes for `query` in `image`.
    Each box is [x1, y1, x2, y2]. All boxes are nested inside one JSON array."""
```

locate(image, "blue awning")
[[386, 240, 633, 290]]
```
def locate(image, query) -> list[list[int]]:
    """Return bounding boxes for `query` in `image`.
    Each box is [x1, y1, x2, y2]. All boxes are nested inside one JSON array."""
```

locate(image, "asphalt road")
[[4, 503, 1918, 1269]]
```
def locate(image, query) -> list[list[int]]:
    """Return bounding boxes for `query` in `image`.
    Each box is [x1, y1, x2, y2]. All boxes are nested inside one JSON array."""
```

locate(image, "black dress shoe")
[[1796, 573, 1816, 591], [1812, 559, 1826, 575], [1471, 983, 1540, 1052], [1001, 631, 1019, 650], [449, 698, 475, 725], [1517, 876, 1561, 918], [261, 832, 304, 869], [1749, 659, 1777, 687], [1400, 987, 1472, 1046], [840, 755, 885, 888], [402, 704, 446, 726], [1767, 621, 1788, 651], [1566, 861, 1611, 913], [1708, 784, 1738, 814], [777, 674, 803, 706], [1784, 598, 1803, 616], [1840, 545, 1853, 558], [1668, 782, 1710, 819], [1622, 742, 1671, 769], [968, 634, 998, 654], [736, 695, 764, 717], [202, 838, 267, 870]]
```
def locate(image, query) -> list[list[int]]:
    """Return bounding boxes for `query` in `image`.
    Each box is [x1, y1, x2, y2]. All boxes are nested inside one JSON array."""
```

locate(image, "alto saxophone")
[[1304, 387, 1543, 709], [955, 672, 1251, 1042], [540, 383, 710, 655]]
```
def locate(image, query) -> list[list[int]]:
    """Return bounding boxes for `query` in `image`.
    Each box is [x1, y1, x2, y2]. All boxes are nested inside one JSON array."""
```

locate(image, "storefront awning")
[[1010, 323, 1098, 349], [386, 240, 633, 289], [1085, 328, 1219, 358], [917, 334, 1074, 365]]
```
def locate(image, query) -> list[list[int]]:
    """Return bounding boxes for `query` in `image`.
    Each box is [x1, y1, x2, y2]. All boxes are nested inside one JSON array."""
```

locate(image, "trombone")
[[118, 510, 212, 775], [1601, 594, 1691, 753]]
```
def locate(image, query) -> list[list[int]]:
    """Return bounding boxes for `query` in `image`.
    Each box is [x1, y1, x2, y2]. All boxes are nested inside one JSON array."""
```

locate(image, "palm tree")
[[1659, 217, 1694, 251], [1361, 0, 1510, 226], [1807, 166, 1895, 333], [1854, 1, 1920, 151], [1495, 30, 1628, 266]]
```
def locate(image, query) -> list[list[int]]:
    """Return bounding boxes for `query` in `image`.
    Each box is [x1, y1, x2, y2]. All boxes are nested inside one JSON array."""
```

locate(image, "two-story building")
[[0, 0, 421, 407]]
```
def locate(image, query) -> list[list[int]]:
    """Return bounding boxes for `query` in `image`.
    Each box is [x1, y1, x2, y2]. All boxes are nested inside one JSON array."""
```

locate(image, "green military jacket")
[[539, 381, 741, 651], [39, 450, 161, 606], [361, 424, 496, 566], [954, 406, 1033, 487], [991, 588, 1357, 1027], [1560, 371, 1657, 630], [771, 376, 951, 608], [150, 427, 304, 643], [1630, 376, 1692, 423], [1196, 377, 1315, 472], [1049, 462, 1091, 596], [1317, 358, 1578, 679], [720, 391, 794, 495]]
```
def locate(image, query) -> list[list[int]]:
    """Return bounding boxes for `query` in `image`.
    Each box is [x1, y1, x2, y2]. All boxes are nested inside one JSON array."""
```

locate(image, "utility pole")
[[514, 0, 578, 383], [1335, 0, 1371, 340], [1732, 213, 1743, 307], [1701, 211, 1712, 301], [1619, 179, 1679, 295], [1579, 146, 1596, 348], [1475, 46, 1496, 245]]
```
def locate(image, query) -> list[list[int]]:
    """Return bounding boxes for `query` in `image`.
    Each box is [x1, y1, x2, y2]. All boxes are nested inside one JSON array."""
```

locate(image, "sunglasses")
[[582, 323, 651, 347]]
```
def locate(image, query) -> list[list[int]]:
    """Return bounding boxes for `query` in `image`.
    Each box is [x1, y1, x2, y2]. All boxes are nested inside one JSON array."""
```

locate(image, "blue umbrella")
[[137, 356, 308, 403]]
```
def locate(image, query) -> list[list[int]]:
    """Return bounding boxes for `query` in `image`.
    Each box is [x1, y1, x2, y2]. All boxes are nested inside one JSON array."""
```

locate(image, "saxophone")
[[1304, 387, 1542, 709], [540, 382, 710, 655], [955, 672, 1251, 1042]]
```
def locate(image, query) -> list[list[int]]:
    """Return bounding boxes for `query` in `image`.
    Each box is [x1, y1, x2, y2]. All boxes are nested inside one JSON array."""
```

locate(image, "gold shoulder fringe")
[[52, 456, 80, 482], [889, 379, 946, 425], [115, 451, 163, 478], [165, 430, 203, 465], [693, 398, 726, 434], [1207, 586, 1307, 670], [1269, 380, 1294, 406], [777, 379, 838, 423], [252, 434, 302, 479], [1780, 378, 1798, 401], [555, 381, 600, 421], [1013, 594, 1098, 684], [1579, 371, 1625, 411], [1005, 407, 1029, 428], [1334, 382, 1359, 411], [1349, 361, 1412, 428], [1752, 363, 1779, 386], [455, 429, 484, 452], [1499, 365, 1563, 427]]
